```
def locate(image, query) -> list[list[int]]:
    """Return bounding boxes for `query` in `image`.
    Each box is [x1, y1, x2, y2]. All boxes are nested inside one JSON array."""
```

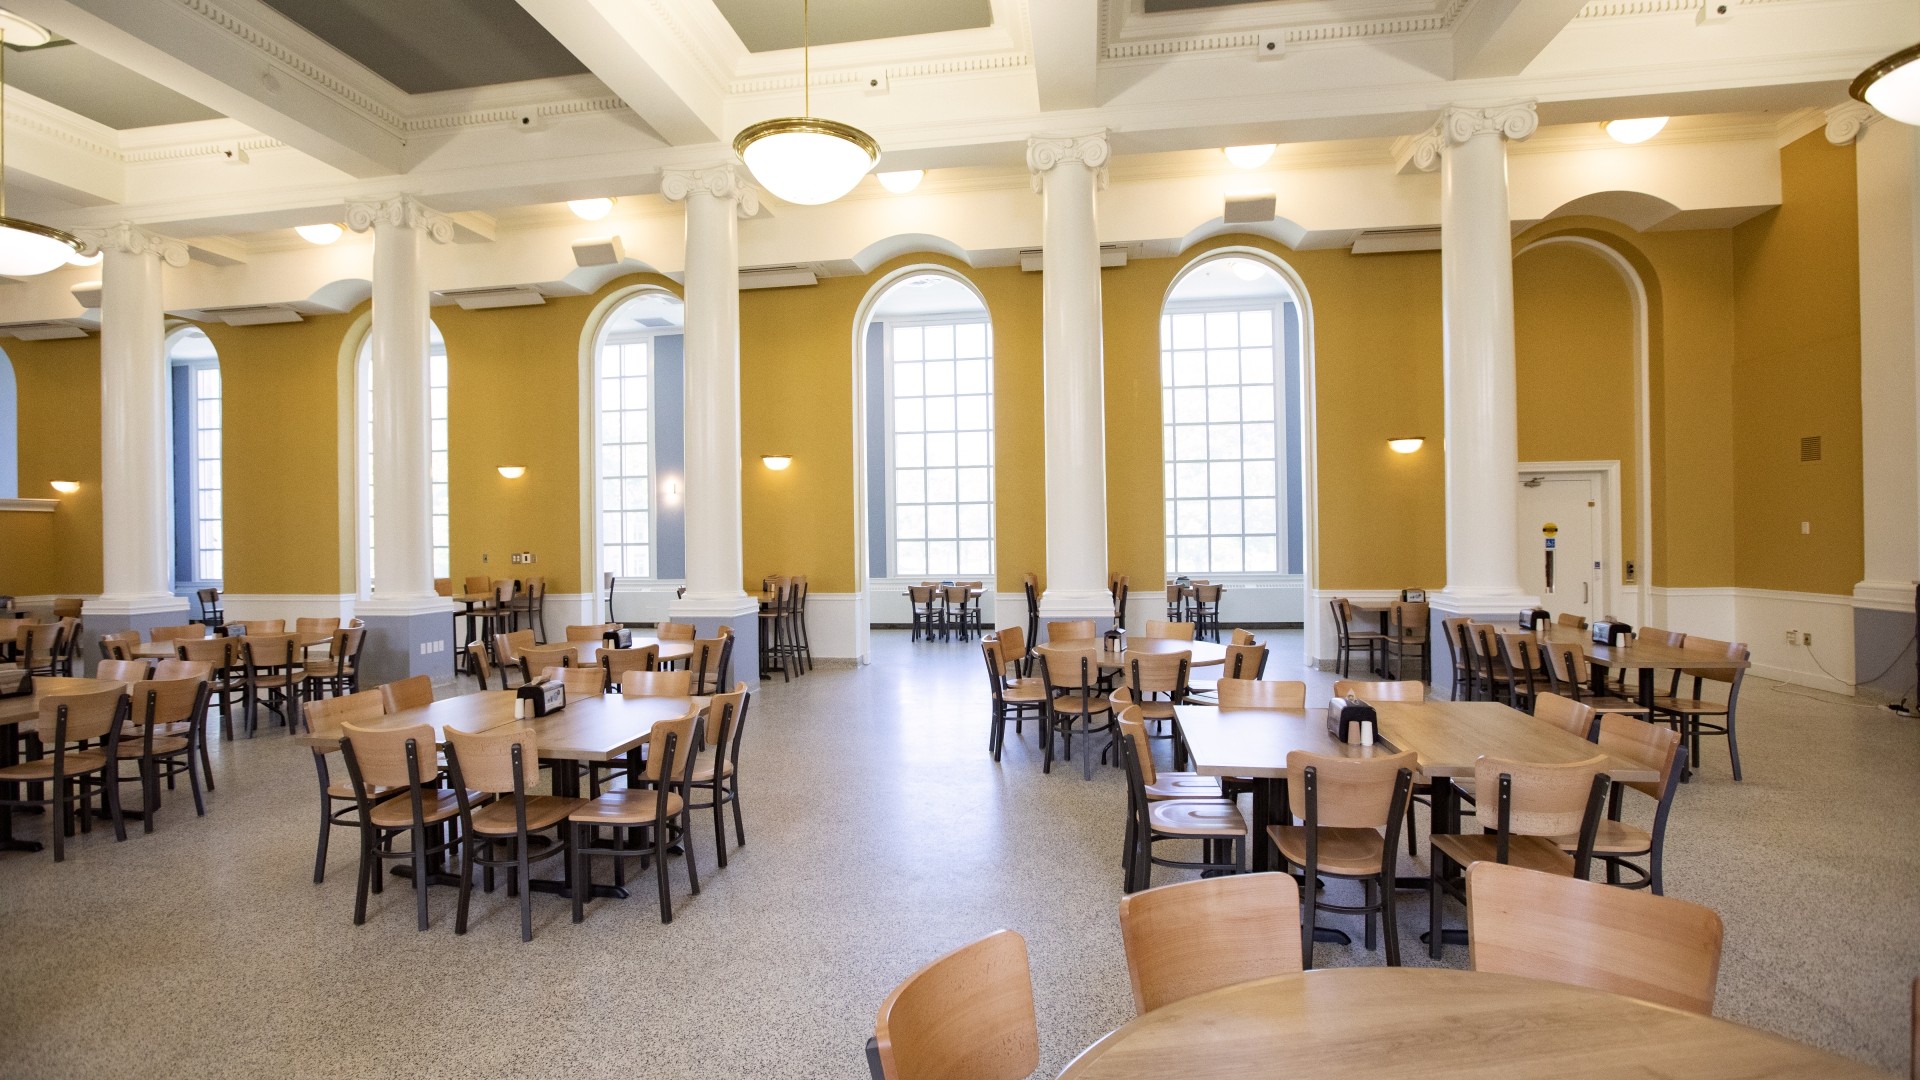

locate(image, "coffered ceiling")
[[254, 0, 588, 93], [713, 0, 995, 52]]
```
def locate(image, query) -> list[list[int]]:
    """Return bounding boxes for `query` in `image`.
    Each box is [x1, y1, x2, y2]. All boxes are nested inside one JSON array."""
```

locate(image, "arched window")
[[168, 327, 221, 584], [864, 272, 995, 580], [355, 322, 448, 591], [591, 291, 685, 581], [1161, 255, 1301, 576]]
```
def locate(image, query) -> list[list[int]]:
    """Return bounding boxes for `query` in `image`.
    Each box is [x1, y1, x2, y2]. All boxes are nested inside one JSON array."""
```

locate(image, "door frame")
[[1517, 460, 1626, 625]]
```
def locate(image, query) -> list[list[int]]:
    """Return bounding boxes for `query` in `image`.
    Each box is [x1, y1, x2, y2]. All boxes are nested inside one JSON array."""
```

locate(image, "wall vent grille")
[[1800, 435, 1822, 462]]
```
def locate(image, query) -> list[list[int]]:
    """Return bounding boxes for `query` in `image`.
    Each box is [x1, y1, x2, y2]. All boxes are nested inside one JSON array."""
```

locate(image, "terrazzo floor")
[[0, 629, 1914, 1078]]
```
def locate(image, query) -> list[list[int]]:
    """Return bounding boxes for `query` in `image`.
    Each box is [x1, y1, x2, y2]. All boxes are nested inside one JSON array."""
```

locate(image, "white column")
[[1028, 132, 1115, 620], [347, 196, 452, 607], [78, 223, 189, 617], [1414, 103, 1540, 610]]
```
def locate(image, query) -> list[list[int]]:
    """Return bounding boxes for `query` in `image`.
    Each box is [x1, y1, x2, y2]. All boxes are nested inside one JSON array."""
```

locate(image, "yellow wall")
[[1730, 131, 1864, 595], [1, 338, 101, 595], [203, 314, 353, 595]]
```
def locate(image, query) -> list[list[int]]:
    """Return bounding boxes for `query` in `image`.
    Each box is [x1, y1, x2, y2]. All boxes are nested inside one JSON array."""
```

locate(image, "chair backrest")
[[334, 628, 367, 671], [942, 585, 970, 606], [127, 677, 209, 731], [687, 638, 731, 695], [1330, 679, 1424, 702], [1497, 631, 1539, 674], [1214, 679, 1307, 708], [296, 617, 341, 636], [176, 636, 242, 670], [1142, 619, 1194, 641], [621, 670, 692, 698], [95, 659, 153, 682], [602, 645, 660, 688], [544, 665, 608, 698], [235, 619, 286, 635], [1388, 601, 1428, 634], [445, 723, 540, 797], [518, 645, 578, 674], [643, 709, 700, 783], [340, 720, 435, 789], [434, 577, 453, 597], [152, 659, 211, 682], [151, 624, 206, 642], [52, 598, 83, 619], [1532, 692, 1597, 741], [1467, 861, 1722, 1015], [1442, 616, 1472, 670], [995, 625, 1027, 669], [1471, 754, 1608, 837], [493, 629, 537, 666], [196, 587, 222, 613], [1594, 712, 1683, 798], [1034, 642, 1098, 695], [980, 638, 1012, 701], [1676, 636, 1748, 683], [1218, 643, 1268, 681], [493, 579, 515, 606], [656, 621, 696, 641], [1556, 612, 1589, 629], [99, 630, 140, 661], [18, 622, 61, 664], [1543, 642, 1591, 688], [1125, 650, 1191, 697], [34, 685, 126, 744], [872, 929, 1038, 1080], [1118, 875, 1304, 1015], [1287, 749, 1417, 829], [1193, 583, 1222, 603], [908, 585, 936, 605], [464, 575, 491, 595], [1638, 626, 1685, 648], [566, 623, 617, 641], [1230, 628, 1256, 646], [1461, 621, 1493, 665], [1116, 707, 1157, 785], [242, 633, 297, 670], [307, 690, 387, 739], [466, 640, 495, 687], [380, 675, 434, 714], [707, 683, 751, 767], [1471, 623, 1505, 675], [1046, 619, 1095, 642]]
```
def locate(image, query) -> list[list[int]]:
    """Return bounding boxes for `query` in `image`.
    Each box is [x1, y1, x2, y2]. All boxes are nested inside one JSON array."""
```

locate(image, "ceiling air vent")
[[1351, 227, 1441, 255], [1800, 435, 1822, 462], [0, 321, 88, 340], [739, 265, 818, 290], [1019, 244, 1131, 272], [440, 286, 547, 310], [201, 304, 302, 326]]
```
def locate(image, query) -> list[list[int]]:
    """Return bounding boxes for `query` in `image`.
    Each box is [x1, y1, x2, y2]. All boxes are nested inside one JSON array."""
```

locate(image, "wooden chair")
[[685, 636, 733, 696], [97, 630, 141, 663], [515, 645, 578, 683], [569, 708, 701, 923], [1440, 615, 1473, 700], [295, 617, 342, 646], [339, 719, 469, 930], [1230, 628, 1256, 646], [1651, 637, 1750, 781], [1274, 749, 1417, 966], [1022, 573, 1040, 652], [95, 659, 152, 682], [600, 644, 659, 692], [685, 683, 750, 867], [1189, 584, 1223, 642], [1532, 691, 1598, 741], [1384, 601, 1430, 682], [1118, 649, 1192, 750], [510, 575, 546, 642], [151, 659, 211, 683], [566, 624, 617, 641], [1117, 716, 1246, 890], [982, 636, 1045, 762], [1466, 623, 1510, 704], [542, 665, 608, 698], [445, 724, 585, 941], [241, 633, 305, 737], [656, 621, 697, 642], [1184, 642, 1268, 704], [1559, 713, 1686, 893], [620, 670, 693, 698], [305, 690, 393, 884], [16, 621, 65, 678], [231, 619, 286, 635], [1331, 598, 1386, 678], [759, 576, 796, 681], [1542, 641, 1651, 721], [869, 929, 1038, 1080], [115, 678, 211, 832], [302, 627, 366, 702], [941, 585, 979, 642], [0, 685, 128, 860], [1466, 861, 1722, 1015], [1045, 619, 1095, 642], [994, 624, 1033, 677], [1213, 678, 1307, 708], [152, 624, 207, 644], [1331, 679, 1424, 702], [1112, 704, 1220, 801], [191, 587, 224, 628], [907, 586, 942, 643], [1496, 631, 1548, 709], [1034, 642, 1114, 780], [1110, 575, 1130, 631], [1117, 875, 1303, 1015], [177, 636, 244, 744], [1141, 619, 1195, 641], [1427, 753, 1610, 959], [465, 640, 496, 692], [380, 675, 434, 714]]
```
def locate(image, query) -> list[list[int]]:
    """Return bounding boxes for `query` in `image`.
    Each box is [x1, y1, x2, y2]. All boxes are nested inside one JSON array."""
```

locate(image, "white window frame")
[[170, 342, 222, 586], [355, 327, 449, 594], [595, 328, 661, 581], [880, 311, 996, 582], [1160, 295, 1290, 579]]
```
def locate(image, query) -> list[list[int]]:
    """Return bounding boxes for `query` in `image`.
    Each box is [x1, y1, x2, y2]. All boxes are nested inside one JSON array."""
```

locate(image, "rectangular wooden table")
[[130, 631, 331, 660], [1537, 625, 1750, 710]]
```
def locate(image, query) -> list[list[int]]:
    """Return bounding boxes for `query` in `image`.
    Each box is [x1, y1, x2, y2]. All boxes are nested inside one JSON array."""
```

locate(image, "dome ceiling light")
[[732, 0, 879, 206], [568, 197, 615, 221], [1603, 117, 1668, 145], [1224, 144, 1276, 169], [0, 14, 83, 277], [1852, 43, 1920, 126], [295, 223, 344, 245]]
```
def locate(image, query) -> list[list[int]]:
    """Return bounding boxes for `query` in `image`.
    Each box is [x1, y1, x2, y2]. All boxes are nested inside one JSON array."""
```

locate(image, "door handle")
[[1583, 582, 1589, 604]]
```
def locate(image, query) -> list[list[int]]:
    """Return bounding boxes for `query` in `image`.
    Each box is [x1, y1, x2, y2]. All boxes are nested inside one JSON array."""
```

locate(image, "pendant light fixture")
[[0, 15, 83, 276], [732, 0, 879, 206], [1852, 43, 1920, 126]]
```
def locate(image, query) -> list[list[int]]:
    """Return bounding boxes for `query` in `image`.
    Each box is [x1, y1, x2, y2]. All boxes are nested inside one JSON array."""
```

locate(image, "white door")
[[1516, 472, 1601, 624]]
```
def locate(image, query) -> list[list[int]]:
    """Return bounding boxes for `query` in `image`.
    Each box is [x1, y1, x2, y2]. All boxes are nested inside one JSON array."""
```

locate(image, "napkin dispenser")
[[1326, 696, 1377, 746], [602, 627, 632, 649], [1519, 608, 1551, 630], [1104, 627, 1127, 654], [1591, 619, 1632, 646], [516, 679, 567, 717]]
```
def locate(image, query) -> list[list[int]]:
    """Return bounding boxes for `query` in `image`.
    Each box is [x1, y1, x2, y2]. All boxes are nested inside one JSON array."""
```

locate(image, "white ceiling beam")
[[1031, 0, 1100, 111], [2, 91, 124, 208], [1452, 0, 1595, 80], [4, 0, 408, 177], [513, 0, 727, 145]]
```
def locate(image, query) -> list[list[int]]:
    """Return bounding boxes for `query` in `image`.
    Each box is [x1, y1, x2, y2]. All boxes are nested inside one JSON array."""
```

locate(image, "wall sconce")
[[49, 480, 79, 494], [497, 466, 527, 479], [1387, 438, 1425, 455], [663, 478, 681, 503], [762, 455, 793, 471], [1223, 144, 1276, 169]]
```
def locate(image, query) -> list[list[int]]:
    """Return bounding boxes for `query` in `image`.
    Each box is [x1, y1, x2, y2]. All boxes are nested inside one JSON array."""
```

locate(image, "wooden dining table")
[[541, 637, 697, 667], [1538, 623, 1750, 710], [1048, 637, 1229, 671], [129, 631, 333, 660], [1057, 968, 1888, 1079]]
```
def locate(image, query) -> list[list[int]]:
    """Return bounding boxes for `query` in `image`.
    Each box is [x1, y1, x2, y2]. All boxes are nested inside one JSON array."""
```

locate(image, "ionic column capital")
[[1825, 101, 1878, 145], [660, 164, 760, 217], [1027, 132, 1110, 193], [345, 195, 455, 243], [1407, 102, 1538, 172], [74, 223, 188, 267]]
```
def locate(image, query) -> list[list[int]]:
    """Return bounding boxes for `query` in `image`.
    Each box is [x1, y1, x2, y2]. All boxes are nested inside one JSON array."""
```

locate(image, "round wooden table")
[[1057, 968, 1887, 1079]]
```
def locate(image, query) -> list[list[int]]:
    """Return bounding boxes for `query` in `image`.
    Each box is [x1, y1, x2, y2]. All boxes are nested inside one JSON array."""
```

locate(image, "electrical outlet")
[[525, 551, 535, 564], [1785, 629, 1799, 645], [1802, 631, 1812, 647]]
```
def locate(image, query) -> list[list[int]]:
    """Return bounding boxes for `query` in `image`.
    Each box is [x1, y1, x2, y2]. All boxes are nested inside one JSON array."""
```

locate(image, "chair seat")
[[569, 788, 686, 826], [1346, 630, 1388, 642], [1429, 833, 1575, 876], [1584, 696, 1652, 716], [1050, 692, 1111, 714], [689, 755, 734, 784], [1269, 824, 1390, 876], [1554, 818, 1651, 856], [1651, 696, 1728, 716], [1143, 772, 1222, 800], [0, 750, 108, 780], [116, 734, 189, 758], [1002, 678, 1048, 704], [367, 789, 476, 828], [470, 795, 587, 836], [1147, 798, 1246, 838], [325, 779, 398, 801]]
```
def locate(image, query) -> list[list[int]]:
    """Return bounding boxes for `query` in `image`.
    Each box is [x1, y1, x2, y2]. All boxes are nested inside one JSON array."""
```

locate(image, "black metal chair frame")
[[117, 680, 212, 834], [446, 739, 572, 942], [1285, 762, 1413, 966], [1331, 600, 1379, 678], [1035, 649, 1116, 781], [683, 692, 749, 868], [569, 722, 702, 924], [1117, 731, 1243, 892], [1654, 661, 1747, 782], [340, 732, 464, 932]]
